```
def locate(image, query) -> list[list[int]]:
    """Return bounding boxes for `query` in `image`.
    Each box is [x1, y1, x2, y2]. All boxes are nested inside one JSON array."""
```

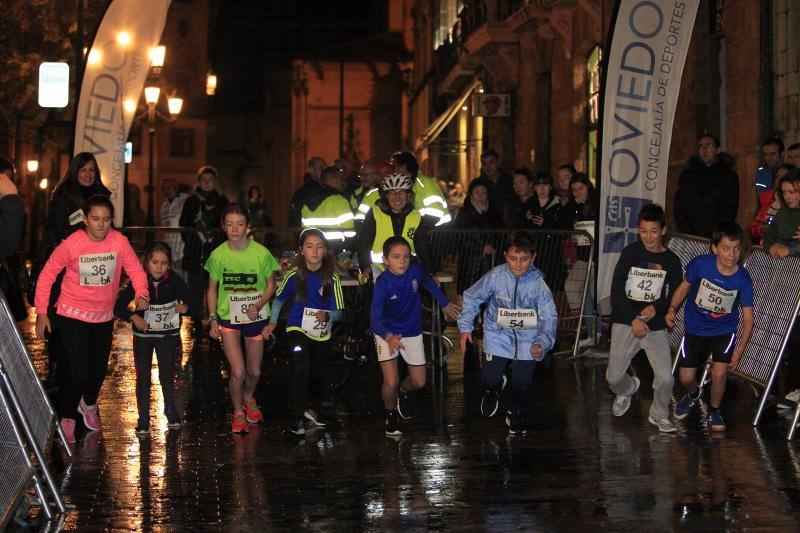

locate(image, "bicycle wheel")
[[323, 337, 353, 392]]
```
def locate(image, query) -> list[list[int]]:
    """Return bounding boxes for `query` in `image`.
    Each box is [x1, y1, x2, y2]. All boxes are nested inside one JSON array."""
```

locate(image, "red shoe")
[[243, 398, 263, 424], [232, 413, 249, 434], [60, 418, 76, 445], [78, 397, 102, 431]]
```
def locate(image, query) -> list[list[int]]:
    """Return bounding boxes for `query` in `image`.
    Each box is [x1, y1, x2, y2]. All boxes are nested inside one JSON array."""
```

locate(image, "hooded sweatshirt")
[[34, 228, 148, 322]]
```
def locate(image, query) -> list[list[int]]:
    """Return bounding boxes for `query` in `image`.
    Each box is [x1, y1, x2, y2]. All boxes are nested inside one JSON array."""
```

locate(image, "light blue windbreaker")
[[457, 264, 558, 361]]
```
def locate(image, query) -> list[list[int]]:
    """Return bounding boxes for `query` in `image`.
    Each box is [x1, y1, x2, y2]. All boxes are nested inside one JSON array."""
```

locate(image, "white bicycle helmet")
[[380, 172, 413, 192]]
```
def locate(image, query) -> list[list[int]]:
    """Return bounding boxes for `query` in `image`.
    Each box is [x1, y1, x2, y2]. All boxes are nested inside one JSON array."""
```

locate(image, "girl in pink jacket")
[[35, 195, 149, 444]]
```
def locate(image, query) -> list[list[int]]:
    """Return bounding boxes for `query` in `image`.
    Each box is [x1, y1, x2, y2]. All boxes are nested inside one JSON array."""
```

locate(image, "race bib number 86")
[[497, 308, 538, 330], [229, 293, 266, 324], [79, 253, 117, 286], [695, 279, 737, 314]]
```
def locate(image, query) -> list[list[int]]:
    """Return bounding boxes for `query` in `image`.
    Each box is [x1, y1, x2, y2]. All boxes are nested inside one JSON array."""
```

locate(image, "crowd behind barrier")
[[120, 226, 595, 357], [666, 234, 800, 433]]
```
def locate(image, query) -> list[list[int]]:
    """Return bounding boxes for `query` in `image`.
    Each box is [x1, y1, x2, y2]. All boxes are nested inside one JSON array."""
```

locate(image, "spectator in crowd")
[[32, 153, 111, 389], [288, 156, 326, 227], [448, 182, 466, 216], [555, 164, 576, 206], [473, 149, 515, 217], [160, 179, 188, 277], [454, 180, 505, 295], [391, 150, 450, 226], [787, 143, 800, 167], [354, 160, 392, 223], [504, 166, 536, 229], [674, 134, 739, 238], [0, 157, 23, 259], [246, 185, 271, 228], [351, 160, 381, 213], [526, 171, 565, 293], [180, 165, 230, 328], [301, 166, 355, 246], [750, 163, 794, 245], [754, 137, 785, 200]]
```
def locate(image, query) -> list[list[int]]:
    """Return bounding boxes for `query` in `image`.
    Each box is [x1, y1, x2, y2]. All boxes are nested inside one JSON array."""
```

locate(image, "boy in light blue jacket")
[[458, 231, 558, 435]]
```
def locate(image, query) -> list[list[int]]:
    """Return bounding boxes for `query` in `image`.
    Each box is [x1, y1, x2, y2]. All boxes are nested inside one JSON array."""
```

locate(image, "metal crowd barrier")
[[666, 235, 800, 431], [0, 290, 70, 523]]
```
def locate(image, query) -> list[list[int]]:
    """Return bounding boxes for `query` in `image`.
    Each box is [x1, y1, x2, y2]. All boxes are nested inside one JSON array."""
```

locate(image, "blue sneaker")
[[673, 393, 697, 420], [708, 410, 726, 432]]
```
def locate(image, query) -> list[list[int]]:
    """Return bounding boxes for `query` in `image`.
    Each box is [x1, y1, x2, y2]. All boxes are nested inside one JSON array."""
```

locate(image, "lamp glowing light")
[[87, 49, 101, 65], [26, 160, 39, 173], [39, 178, 48, 190], [167, 96, 183, 116], [144, 86, 160, 105], [206, 72, 217, 96], [149, 46, 166, 68], [123, 99, 137, 113], [116, 31, 132, 46]]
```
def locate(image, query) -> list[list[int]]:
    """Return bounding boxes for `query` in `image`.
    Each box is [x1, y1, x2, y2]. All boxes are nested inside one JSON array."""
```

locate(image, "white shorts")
[[374, 334, 426, 366]]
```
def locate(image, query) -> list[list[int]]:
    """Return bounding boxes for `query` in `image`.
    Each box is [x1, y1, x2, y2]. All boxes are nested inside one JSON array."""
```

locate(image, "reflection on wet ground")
[[16, 316, 800, 530]]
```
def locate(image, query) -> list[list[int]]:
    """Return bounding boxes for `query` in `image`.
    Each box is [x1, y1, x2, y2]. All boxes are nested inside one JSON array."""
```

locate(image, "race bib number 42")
[[625, 267, 666, 302], [144, 301, 179, 331], [301, 307, 331, 339], [497, 308, 538, 330], [79, 253, 117, 286], [695, 279, 737, 314], [229, 293, 266, 324]]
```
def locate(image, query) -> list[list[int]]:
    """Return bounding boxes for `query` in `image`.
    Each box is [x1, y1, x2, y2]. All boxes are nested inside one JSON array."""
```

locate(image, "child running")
[[605, 204, 683, 433], [372, 236, 461, 436], [205, 203, 279, 434], [263, 229, 344, 435], [34, 195, 149, 444], [667, 222, 754, 432], [114, 241, 189, 435], [458, 231, 558, 435]]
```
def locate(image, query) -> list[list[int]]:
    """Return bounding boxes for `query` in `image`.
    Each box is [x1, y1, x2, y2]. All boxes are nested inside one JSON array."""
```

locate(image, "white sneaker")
[[612, 376, 640, 417], [778, 389, 800, 410], [578, 337, 595, 350], [648, 415, 678, 433]]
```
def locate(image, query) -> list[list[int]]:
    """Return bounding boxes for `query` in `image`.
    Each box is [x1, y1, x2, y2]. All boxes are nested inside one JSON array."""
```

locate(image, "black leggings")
[[287, 331, 329, 419], [481, 355, 536, 415], [57, 316, 115, 419], [134, 334, 180, 419]]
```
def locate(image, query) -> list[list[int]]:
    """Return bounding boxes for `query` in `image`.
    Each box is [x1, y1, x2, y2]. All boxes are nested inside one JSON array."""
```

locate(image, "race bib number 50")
[[301, 307, 331, 338], [144, 301, 179, 331], [625, 267, 666, 302], [79, 253, 117, 286], [229, 293, 266, 324], [695, 279, 737, 314], [497, 308, 538, 330]]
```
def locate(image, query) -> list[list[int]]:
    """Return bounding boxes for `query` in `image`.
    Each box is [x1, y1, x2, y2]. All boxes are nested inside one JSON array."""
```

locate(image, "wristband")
[[635, 315, 646, 322], [209, 313, 219, 322]]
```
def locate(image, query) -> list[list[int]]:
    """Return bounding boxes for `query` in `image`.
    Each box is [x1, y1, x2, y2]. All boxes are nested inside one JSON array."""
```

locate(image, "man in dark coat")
[[674, 134, 739, 238], [288, 156, 326, 227], [471, 148, 515, 217]]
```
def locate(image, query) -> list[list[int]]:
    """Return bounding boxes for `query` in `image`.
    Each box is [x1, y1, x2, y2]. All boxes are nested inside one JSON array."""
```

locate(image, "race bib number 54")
[[229, 293, 266, 324], [497, 308, 538, 330], [625, 267, 665, 302], [79, 253, 117, 286], [695, 279, 737, 314]]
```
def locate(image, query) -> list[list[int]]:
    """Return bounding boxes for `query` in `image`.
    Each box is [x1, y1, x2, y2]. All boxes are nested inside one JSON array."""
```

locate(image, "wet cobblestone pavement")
[[16, 316, 800, 531]]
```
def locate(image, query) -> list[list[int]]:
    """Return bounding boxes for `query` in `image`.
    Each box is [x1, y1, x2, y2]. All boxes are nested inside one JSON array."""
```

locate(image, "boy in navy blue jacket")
[[371, 236, 460, 435]]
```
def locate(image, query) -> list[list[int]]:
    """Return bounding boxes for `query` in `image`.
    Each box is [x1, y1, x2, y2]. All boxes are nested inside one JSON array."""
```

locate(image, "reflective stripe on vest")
[[371, 208, 420, 271]]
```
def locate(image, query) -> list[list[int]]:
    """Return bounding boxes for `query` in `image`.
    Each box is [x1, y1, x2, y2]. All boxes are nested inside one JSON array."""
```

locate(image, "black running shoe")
[[396, 390, 412, 420], [481, 390, 500, 418], [289, 418, 305, 435], [385, 409, 402, 436], [506, 412, 527, 435], [304, 408, 327, 428]]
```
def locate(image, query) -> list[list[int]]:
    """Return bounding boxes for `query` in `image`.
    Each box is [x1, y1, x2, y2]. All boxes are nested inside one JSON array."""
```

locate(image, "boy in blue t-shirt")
[[666, 222, 755, 431], [371, 236, 460, 436]]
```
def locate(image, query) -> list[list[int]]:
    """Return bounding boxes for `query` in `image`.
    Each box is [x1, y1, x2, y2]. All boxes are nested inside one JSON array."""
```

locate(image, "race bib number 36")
[[229, 293, 266, 324], [695, 279, 737, 314], [625, 267, 666, 302], [144, 301, 179, 331], [301, 307, 331, 339], [79, 253, 117, 286], [497, 308, 538, 330]]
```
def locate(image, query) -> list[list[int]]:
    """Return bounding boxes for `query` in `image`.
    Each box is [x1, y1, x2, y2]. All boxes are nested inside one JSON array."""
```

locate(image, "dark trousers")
[[185, 270, 207, 320], [287, 331, 329, 419], [57, 316, 115, 419], [133, 334, 179, 419], [45, 308, 66, 385], [481, 354, 536, 415]]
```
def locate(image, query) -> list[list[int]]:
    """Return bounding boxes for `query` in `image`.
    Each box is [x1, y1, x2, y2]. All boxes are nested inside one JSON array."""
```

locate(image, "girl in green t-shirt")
[[205, 203, 279, 434]]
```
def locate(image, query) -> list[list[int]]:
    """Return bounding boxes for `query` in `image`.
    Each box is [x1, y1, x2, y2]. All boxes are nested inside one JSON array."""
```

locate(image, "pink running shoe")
[[60, 418, 76, 444], [78, 398, 102, 431]]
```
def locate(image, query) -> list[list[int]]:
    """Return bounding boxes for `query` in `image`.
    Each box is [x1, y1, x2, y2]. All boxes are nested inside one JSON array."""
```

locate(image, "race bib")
[[625, 267, 666, 302], [497, 308, 538, 330], [68, 209, 85, 226], [301, 307, 331, 339], [78, 253, 116, 286], [695, 279, 737, 314], [573, 220, 595, 246], [144, 301, 180, 331], [228, 293, 266, 324]]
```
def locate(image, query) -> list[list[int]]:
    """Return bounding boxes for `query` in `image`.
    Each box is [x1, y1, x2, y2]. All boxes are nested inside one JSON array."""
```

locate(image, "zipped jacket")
[[458, 263, 558, 360]]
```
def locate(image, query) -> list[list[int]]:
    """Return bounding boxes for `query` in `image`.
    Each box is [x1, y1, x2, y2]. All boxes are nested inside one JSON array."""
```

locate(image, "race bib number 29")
[[695, 279, 737, 314], [301, 307, 331, 338], [497, 308, 538, 330], [79, 253, 117, 286], [229, 293, 266, 324]]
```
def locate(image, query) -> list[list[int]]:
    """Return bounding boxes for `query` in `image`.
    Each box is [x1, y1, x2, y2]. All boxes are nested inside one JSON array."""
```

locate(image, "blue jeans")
[[481, 354, 536, 415]]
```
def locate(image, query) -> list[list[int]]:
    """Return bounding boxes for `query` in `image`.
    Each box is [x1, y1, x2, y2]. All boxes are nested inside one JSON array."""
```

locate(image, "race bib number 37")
[[144, 301, 179, 331], [229, 293, 266, 324], [625, 267, 666, 302], [695, 279, 737, 314], [497, 308, 538, 330], [79, 253, 117, 286], [301, 307, 331, 338]]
